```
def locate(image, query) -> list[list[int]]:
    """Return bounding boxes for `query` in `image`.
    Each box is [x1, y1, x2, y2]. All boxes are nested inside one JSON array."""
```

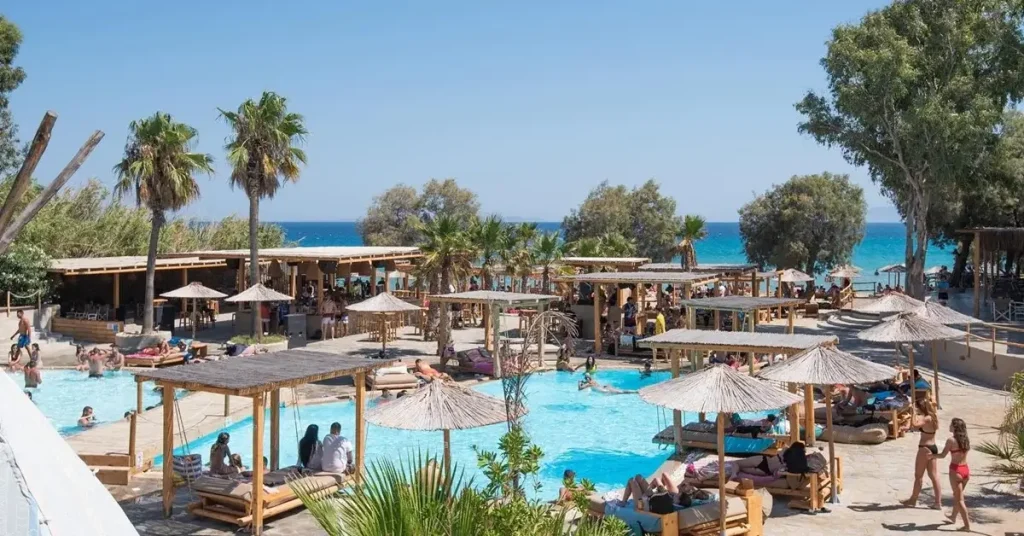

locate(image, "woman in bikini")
[[901, 398, 942, 510], [936, 417, 971, 531]]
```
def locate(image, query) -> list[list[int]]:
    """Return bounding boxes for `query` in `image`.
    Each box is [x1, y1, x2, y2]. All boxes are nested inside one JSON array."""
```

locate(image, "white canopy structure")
[[0, 373, 138, 536]]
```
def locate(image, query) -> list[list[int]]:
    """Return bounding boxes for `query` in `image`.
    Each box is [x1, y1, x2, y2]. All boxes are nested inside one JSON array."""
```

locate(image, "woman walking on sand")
[[901, 398, 942, 510], [936, 418, 972, 531]]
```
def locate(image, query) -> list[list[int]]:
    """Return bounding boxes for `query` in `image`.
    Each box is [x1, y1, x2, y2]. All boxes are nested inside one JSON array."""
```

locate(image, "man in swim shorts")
[[9, 310, 31, 363]]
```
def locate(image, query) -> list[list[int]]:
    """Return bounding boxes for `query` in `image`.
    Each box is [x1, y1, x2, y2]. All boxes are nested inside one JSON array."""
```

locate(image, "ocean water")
[[164, 370, 774, 499], [278, 221, 950, 285]]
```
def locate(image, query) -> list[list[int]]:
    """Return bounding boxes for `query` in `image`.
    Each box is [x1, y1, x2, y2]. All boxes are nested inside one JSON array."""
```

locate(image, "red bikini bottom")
[[950, 463, 970, 480]]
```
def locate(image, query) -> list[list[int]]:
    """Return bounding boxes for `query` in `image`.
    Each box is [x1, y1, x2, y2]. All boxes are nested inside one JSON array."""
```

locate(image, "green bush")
[[228, 334, 287, 345], [0, 243, 50, 305]]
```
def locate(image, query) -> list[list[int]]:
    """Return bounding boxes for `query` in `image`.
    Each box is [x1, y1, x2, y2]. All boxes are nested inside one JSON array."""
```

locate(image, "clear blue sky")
[[6, 1, 898, 222]]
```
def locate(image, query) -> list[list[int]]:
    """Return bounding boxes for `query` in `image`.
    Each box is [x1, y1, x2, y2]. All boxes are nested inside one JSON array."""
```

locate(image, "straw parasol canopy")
[[162, 282, 229, 341], [639, 365, 802, 534], [365, 380, 521, 470], [778, 268, 814, 283], [877, 263, 907, 273], [827, 265, 861, 281], [856, 293, 925, 314], [758, 346, 897, 505], [912, 301, 977, 325], [347, 293, 424, 353], [857, 312, 964, 344], [225, 283, 294, 303]]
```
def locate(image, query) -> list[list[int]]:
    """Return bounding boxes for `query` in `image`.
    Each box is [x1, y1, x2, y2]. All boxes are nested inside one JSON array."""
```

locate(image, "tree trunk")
[[542, 267, 550, 294], [426, 274, 440, 341], [142, 210, 164, 334], [908, 193, 929, 299], [249, 194, 262, 338], [951, 237, 971, 288], [437, 258, 452, 358], [520, 274, 528, 294]]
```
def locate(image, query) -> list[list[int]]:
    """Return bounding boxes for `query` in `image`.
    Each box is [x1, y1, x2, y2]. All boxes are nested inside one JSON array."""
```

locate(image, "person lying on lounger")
[[557, 469, 580, 504], [621, 472, 711, 512], [730, 414, 777, 438], [414, 359, 451, 382]]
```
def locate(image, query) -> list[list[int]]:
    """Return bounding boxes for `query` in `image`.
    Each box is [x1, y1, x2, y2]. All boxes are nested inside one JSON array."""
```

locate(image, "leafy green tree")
[[0, 243, 48, 305], [738, 172, 866, 279], [673, 214, 707, 270], [532, 231, 563, 292], [358, 179, 480, 246], [114, 112, 213, 333], [562, 180, 680, 261], [0, 15, 26, 177], [220, 92, 307, 337], [796, 0, 1024, 298]]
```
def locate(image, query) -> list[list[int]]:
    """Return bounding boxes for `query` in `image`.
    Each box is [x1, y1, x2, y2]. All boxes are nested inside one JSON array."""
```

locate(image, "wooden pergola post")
[[972, 231, 981, 317], [289, 266, 297, 298], [113, 273, 121, 309], [251, 392, 266, 535], [803, 384, 815, 446], [751, 270, 758, 297], [180, 268, 189, 315], [670, 348, 682, 453], [593, 289, 602, 354], [713, 310, 720, 331], [270, 389, 281, 470], [787, 305, 795, 334], [161, 385, 175, 518], [355, 371, 367, 480], [136, 380, 143, 415], [370, 265, 378, 296], [492, 303, 503, 378], [635, 282, 644, 336], [317, 265, 325, 316], [747, 310, 755, 375], [484, 305, 492, 352], [776, 273, 783, 319], [537, 301, 547, 368], [788, 382, 799, 445], [931, 341, 941, 408], [908, 345, 917, 422]]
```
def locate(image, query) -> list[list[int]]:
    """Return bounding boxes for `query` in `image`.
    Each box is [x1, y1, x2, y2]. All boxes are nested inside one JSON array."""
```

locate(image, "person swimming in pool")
[[639, 360, 653, 378], [578, 374, 636, 395], [78, 406, 96, 428], [574, 355, 597, 374]]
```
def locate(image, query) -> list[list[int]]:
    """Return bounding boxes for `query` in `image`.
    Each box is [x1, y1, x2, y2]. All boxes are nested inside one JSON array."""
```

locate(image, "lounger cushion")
[[677, 431, 775, 454], [370, 373, 419, 388], [820, 423, 888, 445], [193, 470, 345, 506], [604, 496, 747, 533]]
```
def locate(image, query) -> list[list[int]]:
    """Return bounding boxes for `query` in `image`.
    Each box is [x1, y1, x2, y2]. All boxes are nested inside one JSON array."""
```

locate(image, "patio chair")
[[1012, 301, 1024, 322], [992, 299, 1011, 322]]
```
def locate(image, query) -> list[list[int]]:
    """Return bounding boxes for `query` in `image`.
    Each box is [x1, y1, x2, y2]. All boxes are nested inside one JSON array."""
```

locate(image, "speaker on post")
[[154, 304, 177, 332]]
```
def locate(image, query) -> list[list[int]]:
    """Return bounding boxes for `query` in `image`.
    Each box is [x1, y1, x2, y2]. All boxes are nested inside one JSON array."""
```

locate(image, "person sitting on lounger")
[[414, 359, 451, 382], [621, 472, 711, 512], [298, 424, 323, 470], [557, 469, 580, 504], [321, 422, 355, 475], [639, 360, 653, 378], [78, 406, 96, 428], [732, 414, 777, 438], [210, 432, 240, 475]]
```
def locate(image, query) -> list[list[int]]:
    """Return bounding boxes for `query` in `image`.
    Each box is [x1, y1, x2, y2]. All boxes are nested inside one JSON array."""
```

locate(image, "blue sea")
[[276, 221, 950, 285]]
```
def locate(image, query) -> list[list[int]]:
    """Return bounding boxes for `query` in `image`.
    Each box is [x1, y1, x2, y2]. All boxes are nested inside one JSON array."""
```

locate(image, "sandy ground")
[[107, 315, 1024, 535]]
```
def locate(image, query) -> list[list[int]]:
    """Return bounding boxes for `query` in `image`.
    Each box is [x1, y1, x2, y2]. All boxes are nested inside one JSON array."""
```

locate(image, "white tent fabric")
[[0, 373, 138, 536]]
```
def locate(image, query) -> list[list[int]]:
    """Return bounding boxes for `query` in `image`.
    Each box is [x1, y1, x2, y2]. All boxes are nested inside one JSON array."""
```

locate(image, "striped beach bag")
[[172, 453, 203, 484]]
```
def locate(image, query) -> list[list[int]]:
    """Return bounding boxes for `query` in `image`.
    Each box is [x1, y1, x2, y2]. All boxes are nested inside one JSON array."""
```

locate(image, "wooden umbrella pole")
[[191, 297, 197, 341], [909, 345, 916, 422], [931, 341, 940, 408], [717, 412, 726, 535], [443, 429, 452, 474], [826, 384, 838, 505]]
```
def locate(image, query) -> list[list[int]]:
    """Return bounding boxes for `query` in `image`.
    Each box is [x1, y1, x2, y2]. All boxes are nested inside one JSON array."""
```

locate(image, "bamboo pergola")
[[133, 350, 396, 535], [555, 271, 720, 352], [49, 256, 229, 309], [959, 227, 1024, 318], [638, 329, 838, 450], [427, 290, 562, 377], [560, 256, 650, 271], [678, 295, 807, 335]]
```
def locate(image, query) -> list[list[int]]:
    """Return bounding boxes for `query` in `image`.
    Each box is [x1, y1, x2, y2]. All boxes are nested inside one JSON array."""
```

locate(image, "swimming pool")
[[8, 369, 167, 436], [168, 370, 775, 500]]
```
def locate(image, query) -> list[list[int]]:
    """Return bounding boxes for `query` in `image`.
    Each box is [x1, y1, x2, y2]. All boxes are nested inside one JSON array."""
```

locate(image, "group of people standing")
[[903, 398, 973, 531], [8, 310, 42, 387]]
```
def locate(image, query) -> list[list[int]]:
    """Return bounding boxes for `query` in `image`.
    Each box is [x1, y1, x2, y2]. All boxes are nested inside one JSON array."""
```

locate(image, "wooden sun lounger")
[[652, 427, 783, 456], [125, 351, 185, 368], [187, 470, 350, 528], [815, 405, 911, 439]]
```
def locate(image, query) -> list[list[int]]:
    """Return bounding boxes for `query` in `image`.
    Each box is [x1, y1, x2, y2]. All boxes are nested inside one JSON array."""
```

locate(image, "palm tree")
[[470, 215, 504, 291], [674, 214, 708, 270], [219, 92, 307, 337], [114, 112, 213, 334], [420, 215, 473, 357], [513, 222, 538, 292], [497, 224, 520, 291], [532, 231, 563, 293]]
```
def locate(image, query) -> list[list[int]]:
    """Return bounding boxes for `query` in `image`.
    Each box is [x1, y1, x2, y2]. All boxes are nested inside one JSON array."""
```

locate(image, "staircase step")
[[92, 466, 131, 486]]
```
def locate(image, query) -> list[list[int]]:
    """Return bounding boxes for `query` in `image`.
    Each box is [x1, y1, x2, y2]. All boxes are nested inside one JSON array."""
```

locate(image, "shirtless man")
[[23, 343, 42, 387], [9, 310, 31, 364], [107, 347, 124, 371], [87, 348, 105, 378], [78, 406, 96, 428], [414, 358, 451, 382]]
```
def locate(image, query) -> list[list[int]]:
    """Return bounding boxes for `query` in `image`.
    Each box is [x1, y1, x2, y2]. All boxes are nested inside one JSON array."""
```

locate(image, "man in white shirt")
[[321, 422, 354, 474]]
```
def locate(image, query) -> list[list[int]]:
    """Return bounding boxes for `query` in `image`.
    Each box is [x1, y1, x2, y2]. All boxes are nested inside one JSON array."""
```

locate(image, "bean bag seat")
[[820, 423, 888, 445]]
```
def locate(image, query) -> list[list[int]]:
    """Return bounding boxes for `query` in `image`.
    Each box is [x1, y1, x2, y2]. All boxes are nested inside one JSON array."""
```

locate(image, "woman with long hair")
[[937, 418, 971, 530], [210, 432, 238, 475], [298, 424, 322, 469], [901, 398, 942, 510]]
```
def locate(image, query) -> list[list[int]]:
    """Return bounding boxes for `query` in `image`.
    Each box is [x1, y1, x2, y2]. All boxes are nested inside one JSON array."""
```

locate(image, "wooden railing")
[[961, 322, 1024, 370]]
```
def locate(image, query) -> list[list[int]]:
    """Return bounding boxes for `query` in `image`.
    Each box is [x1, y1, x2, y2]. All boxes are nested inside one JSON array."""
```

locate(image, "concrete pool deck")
[[105, 314, 1023, 535]]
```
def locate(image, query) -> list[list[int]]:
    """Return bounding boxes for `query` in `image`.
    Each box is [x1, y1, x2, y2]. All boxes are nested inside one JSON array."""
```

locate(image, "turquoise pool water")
[[8, 370, 166, 436], [168, 370, 776, 499]]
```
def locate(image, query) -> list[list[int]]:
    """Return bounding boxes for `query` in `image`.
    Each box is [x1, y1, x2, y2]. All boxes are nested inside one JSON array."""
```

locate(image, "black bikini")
[[756, 455, 773, 474], [920, 425, 937, 455]]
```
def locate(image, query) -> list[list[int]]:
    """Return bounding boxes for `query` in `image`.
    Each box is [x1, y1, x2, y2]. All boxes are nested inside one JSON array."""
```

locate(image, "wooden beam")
[[716, 413, 727, 536], [537, 301, 546, 368], [161, 385, 175, 518], [128, 412, 137, 470], [788, 383, 799, 445], [113, 273, 121, 309], [224, 395, 230, 416], [908, 345, 916, 423], [973, 231, 981, 317], [355, 371, 366, 480], [713, 310, 720, 331], [635, 283, 643, 336], [136, 380, 143, 415], [0, 112, 56, 233], [671, 350, 682, 453], [593, 288, 601, 354], [931, 341, 941, 408], [270, 389, 281, 470], [492, 303, 503, 378], [251, 393, 265, 535], [787, 305, 795, 334], [751, 270, 759, 297]]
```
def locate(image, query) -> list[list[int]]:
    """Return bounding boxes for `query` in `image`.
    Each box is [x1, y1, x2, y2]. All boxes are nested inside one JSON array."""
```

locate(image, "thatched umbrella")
[[857, 313, 963, 419], [639, 365, 802, 534], [779, 268, 814, 283], [856, 293, 925, 314], [911, 302, 979, 407], [759, 346, 898, 504], [161, 282, 227, 341], [365, 380, 522, 470], [876, 263, 907, 288], [225, 283, 294, 303], [826, 265, 861, 281], [346, 293, 424, 354]]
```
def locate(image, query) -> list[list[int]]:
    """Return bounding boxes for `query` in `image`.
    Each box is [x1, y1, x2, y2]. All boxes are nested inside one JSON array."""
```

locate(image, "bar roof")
[[639, 262, 758, 273], [638, 329, 837, 353], [49, 256, 227, 275], [678, 296, 806, 312], [556, 271, 718, 285], [428, 290, 561, 305], [133, 349, 395, 396], [560, 256, 650, 268], [175, 246, 422, 263]]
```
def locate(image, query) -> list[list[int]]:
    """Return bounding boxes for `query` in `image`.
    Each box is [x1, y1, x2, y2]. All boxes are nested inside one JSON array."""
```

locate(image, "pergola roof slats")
[[49, 256, 227, 275], [560, 256, 650, 268], [678, 296, 806, 312], [428, 290, 561, 306], [639, 262, 758, 274], [556, 271, 719, 285], [133, 350, 395, 396], [170, 246, 422, 264], [638, 329, 837, 352]]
